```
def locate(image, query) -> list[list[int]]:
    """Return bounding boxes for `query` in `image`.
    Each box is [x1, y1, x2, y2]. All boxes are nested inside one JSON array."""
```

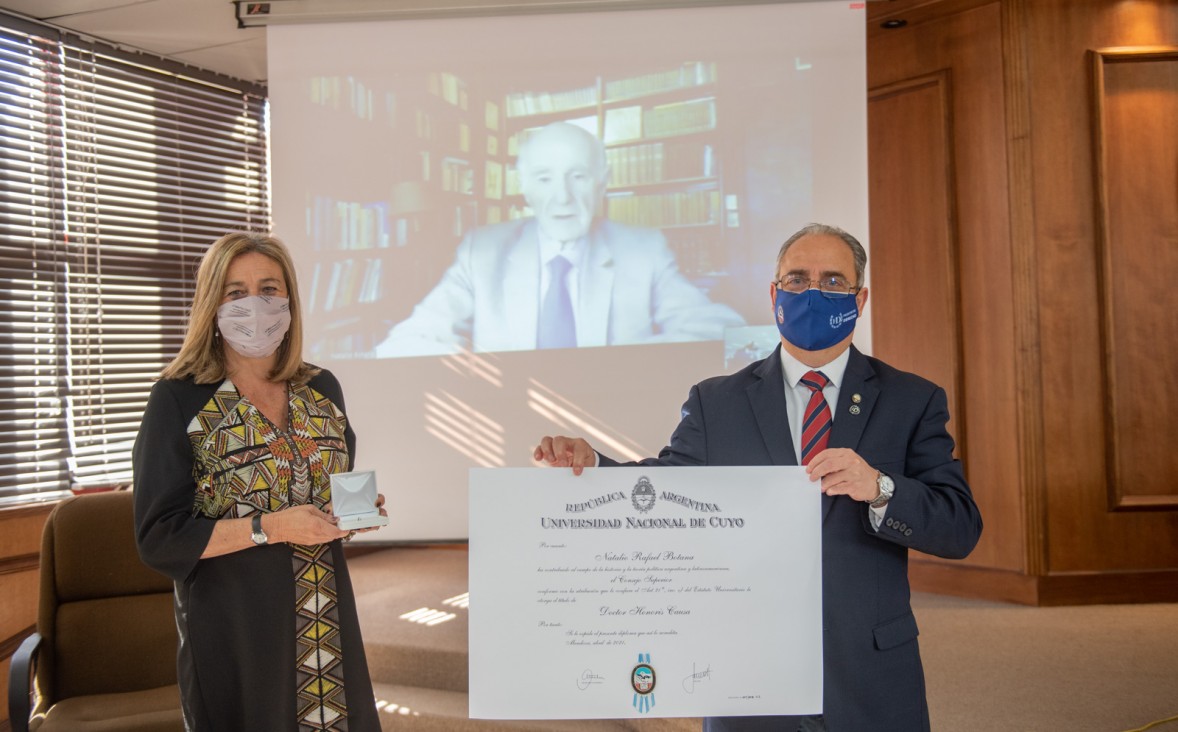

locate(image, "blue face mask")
[[775, 288, 859, 351]]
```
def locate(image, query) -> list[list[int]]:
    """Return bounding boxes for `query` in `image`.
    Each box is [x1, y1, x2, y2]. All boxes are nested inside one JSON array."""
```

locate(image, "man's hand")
[[805, 448, 880, 503], [533, 435, 596, 476]]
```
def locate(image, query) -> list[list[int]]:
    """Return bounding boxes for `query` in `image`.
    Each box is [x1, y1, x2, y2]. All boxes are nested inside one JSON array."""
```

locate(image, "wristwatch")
[[250, 513, 269, 546], [870, 471, 895, 509]]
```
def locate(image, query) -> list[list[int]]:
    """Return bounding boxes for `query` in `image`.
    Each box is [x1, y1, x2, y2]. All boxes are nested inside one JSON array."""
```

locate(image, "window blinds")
[[0, 16, 269, 502]]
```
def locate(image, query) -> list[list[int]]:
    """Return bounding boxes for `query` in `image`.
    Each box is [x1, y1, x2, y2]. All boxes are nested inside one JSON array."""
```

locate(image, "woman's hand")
[[268, 504, 349, 545], [349, 493, 388, 537]]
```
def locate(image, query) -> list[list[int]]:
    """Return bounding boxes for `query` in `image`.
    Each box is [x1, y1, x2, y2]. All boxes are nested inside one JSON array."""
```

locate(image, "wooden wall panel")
[[1091, 48, 1178, 510], [869, 2, 1025, 573], [1026, 0, 1178, 574], [869, 74, 963, 451], [0, 571, 38, 636], [1, 656, 12, 730], [867, 0, 1178, 603], [0, 507, 48, 559], [0, 506, 50, 727]]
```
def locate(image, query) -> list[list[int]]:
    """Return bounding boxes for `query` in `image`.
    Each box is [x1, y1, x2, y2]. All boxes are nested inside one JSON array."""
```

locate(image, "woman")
[[133, 232, 383, 731]]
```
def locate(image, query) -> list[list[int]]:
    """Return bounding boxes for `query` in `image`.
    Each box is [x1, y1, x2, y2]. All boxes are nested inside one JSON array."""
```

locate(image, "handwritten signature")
[[576, 669, 606, 690], [682, 663, 713, 694]]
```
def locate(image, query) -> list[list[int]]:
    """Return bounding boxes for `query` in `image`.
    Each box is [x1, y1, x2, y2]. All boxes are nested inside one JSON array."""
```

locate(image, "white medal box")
[[330, 470, 388, 530]]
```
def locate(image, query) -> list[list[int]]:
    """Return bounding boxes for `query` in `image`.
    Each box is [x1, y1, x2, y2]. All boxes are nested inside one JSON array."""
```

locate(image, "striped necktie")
[[799, 370, 832, 465]]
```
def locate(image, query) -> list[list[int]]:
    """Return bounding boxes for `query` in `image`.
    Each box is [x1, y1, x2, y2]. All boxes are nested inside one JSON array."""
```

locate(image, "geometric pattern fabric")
[[294, 541, 349, 730], [187, 379, 352, 730]]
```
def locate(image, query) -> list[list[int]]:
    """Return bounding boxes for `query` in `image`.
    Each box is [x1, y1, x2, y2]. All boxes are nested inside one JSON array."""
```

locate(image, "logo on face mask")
[[830, 309, 858, 328], [774, 288, 857, 351], [217, 295, 291, 359]]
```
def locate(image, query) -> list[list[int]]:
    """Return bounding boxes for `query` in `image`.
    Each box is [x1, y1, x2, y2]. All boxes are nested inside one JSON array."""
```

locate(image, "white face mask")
[[217, 295, 291, 359]]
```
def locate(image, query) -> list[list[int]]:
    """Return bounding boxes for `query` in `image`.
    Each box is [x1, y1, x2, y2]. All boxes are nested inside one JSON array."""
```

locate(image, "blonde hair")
[[161, 231, 318, 385]]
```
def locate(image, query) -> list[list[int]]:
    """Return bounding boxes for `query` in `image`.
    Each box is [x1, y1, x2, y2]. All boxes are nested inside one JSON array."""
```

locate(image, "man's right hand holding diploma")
[[533, 435, 598, 476]]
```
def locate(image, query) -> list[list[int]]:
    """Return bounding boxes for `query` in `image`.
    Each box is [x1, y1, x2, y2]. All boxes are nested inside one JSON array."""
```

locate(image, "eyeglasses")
[[772, 274, 860, 298]]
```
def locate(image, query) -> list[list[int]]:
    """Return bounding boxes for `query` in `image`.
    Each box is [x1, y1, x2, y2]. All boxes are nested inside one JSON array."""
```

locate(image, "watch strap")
[[870, 472, 894, 509], [251, 512, 268, 545]]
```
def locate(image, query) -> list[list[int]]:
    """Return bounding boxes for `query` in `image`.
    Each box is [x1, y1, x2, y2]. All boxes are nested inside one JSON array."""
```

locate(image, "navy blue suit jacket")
[[599, 345, 982, 732]]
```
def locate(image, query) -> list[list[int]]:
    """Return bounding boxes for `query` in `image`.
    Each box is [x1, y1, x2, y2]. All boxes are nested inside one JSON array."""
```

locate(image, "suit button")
[[905, 529, 913, 537], [886, 518, 895, 528], [899, 523, 908, 532]]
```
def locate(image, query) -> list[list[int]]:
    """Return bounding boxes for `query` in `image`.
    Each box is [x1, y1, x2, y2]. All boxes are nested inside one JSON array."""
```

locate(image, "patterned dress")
[[133, 369, 379, 732]]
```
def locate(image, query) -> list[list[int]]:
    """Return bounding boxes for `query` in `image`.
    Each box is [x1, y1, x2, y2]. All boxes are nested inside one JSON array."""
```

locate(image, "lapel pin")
[[849, 405, 861, 415], [851, 393, 862, 404]]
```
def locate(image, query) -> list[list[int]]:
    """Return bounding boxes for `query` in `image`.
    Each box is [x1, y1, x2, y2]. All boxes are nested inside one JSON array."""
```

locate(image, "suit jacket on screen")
[[375, 218, 743, 356], [600, 345, 983, 732]]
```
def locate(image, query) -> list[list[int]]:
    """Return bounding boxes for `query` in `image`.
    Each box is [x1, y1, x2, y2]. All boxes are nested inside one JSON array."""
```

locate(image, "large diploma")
[[469, 466, 822, 720]]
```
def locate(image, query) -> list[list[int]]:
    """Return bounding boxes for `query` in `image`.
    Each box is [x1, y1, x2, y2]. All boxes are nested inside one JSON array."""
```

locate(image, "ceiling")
[[0, 0, 267, 83], [0, 0, 888, 89]]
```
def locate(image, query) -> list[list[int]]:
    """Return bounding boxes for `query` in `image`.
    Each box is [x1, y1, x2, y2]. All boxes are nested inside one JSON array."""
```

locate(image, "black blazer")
[[600, 345, 982, 732]]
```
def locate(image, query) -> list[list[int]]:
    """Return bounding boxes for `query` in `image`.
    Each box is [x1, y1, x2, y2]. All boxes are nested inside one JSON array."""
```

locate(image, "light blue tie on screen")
[[538, 255, 576, 349]]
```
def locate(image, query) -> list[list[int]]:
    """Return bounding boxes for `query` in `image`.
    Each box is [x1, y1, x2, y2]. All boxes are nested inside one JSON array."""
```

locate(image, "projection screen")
[[268, 1, 867, 541]]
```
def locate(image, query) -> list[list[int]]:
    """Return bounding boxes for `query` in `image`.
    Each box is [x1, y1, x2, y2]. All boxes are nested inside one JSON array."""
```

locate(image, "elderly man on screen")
[[374, 122, 743, 357]]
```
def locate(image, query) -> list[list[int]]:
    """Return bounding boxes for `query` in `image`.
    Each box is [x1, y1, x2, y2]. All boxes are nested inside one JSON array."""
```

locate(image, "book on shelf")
[[321, 259, 350, 312], [309, 76, 381, 121], [605, 190, 720, 228], [606, 141, 715, 187], [644, 97, 717, 138], [603, 61, 718, 102], [453, 201, 480, 237], [504, 84, 598, 118], [308, 196, 390, 250], [441, 157, 474, 194], [485, 161, 504, 200], [352, 80, 374, 121], [384, 91, 397, 129], [415, 109, 433, 140], [603, 105, 643, 144], [358, 258, 382, 304], [307, 262, 322, 315], [319, 257, 385, 312], [667, 229, 726, 277], [439, 72, 463, 106]]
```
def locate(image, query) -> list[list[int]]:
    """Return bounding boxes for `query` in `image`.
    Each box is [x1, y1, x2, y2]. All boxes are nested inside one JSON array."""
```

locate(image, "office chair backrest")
[[38, 490, 177, 703]]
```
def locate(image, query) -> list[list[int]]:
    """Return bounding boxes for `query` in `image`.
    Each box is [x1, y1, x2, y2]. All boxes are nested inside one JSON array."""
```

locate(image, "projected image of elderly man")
[[375, 122, 744, 357]]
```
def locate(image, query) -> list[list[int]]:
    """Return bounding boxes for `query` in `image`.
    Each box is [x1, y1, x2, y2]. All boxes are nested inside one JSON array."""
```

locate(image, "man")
[[375, 122, 743, 356], [534, 223, 983, 732]]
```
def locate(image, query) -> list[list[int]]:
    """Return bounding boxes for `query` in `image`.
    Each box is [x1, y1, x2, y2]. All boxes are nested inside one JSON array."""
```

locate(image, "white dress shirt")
[[778, 346, 888, 530]]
